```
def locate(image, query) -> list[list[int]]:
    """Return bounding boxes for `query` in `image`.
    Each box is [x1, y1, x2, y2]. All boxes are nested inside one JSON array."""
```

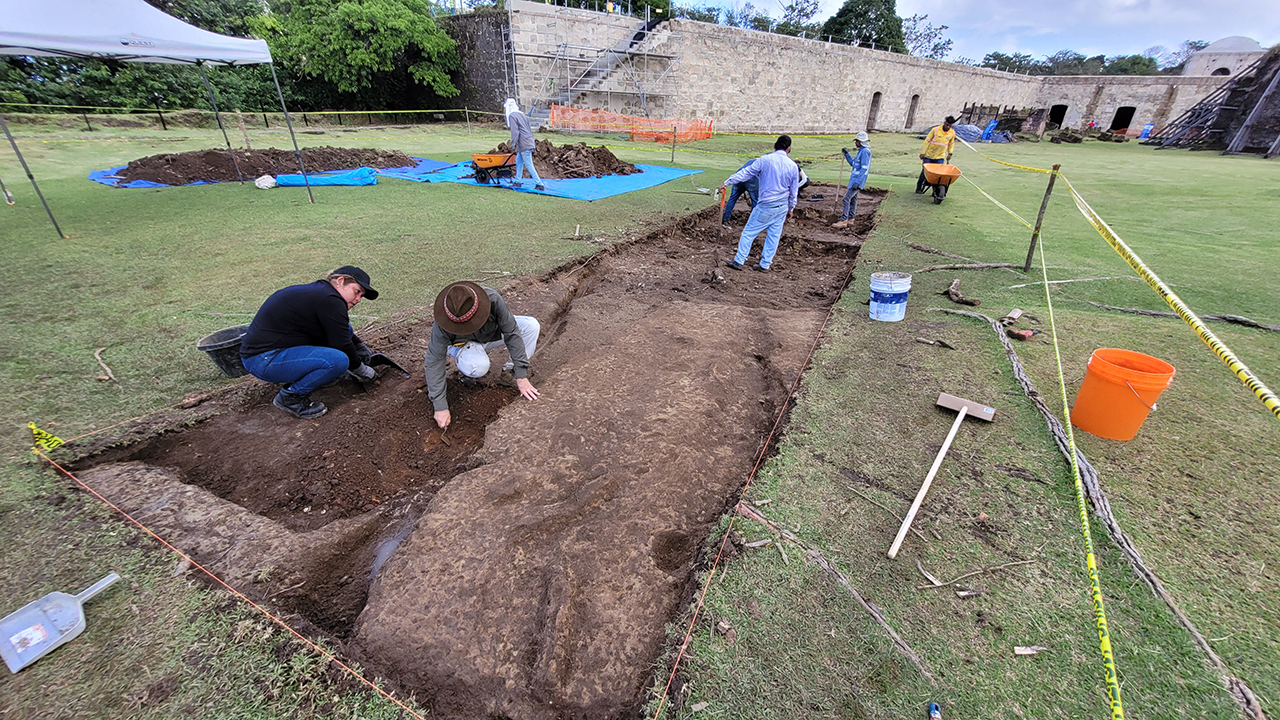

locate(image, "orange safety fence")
[[548, 105, 713, 143]]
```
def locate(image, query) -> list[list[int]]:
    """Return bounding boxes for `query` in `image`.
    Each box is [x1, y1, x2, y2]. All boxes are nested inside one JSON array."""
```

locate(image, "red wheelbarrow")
[[470, 153, 517, 184]]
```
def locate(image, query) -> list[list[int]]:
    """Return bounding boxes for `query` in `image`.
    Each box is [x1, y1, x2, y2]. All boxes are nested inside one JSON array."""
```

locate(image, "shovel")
[[369, 352, 410, 377], [887, 393, 995, 559], [1, 573, 120, 673]]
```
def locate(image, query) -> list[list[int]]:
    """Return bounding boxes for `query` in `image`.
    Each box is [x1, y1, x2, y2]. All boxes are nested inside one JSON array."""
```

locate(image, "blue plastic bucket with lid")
[[869, 271, 912, 322]]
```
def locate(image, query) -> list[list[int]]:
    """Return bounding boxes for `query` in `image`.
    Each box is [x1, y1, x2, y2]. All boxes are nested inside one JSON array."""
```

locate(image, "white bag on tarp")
[[254, 175, 277, 189]]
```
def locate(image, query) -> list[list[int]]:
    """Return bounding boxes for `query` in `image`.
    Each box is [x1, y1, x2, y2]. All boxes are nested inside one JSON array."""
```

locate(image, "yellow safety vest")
[[921, 126, 955, 160]]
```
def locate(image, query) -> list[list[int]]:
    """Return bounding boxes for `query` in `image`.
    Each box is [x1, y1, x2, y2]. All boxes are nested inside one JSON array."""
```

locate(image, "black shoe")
[[725, 259, 745, 271], [753, 263, 770, 272], [535, 184, 547, 191], [273, 390, 327, 419]]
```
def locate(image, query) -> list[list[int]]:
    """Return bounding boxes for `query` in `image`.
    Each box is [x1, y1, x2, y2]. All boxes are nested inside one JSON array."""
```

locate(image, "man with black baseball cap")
[[424, 281, 540, 429], [240, 266, 380, 419]]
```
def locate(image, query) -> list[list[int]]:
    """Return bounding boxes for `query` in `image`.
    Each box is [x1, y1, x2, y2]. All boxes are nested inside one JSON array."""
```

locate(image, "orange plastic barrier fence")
[[548, 105, 713, 143]]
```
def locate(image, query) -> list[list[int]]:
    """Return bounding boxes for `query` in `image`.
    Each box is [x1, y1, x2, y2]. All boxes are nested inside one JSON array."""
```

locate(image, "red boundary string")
[[32, 449, 426, 720], [649, 265, 853, 719]]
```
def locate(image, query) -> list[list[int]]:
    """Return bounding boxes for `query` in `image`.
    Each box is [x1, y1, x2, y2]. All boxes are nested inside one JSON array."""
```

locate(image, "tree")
[[980, 51, 1042, 74], [901, 14, 951, 59], [256, 0, 460, 97], [1102, 54, 1158, 75], [142, 0, 268, 36], [672, 4, 720, 22], [1161, 40, 1208, 74], [820, 0, 906, 52], [1042, 50, 1104, 75], [774, 0, 822, 37]]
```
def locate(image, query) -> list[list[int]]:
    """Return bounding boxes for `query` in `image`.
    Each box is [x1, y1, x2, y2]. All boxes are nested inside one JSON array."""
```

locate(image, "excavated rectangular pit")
[[73, 187, 880, 719]]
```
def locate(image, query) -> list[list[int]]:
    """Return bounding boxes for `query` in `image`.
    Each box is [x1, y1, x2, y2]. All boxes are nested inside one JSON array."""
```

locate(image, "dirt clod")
[[491, 139, 640, 179], [116, 146, 416, 185]]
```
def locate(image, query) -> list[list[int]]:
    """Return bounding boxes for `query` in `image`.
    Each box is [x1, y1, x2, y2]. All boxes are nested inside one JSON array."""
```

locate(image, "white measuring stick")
[[888, 406, 968, 559]]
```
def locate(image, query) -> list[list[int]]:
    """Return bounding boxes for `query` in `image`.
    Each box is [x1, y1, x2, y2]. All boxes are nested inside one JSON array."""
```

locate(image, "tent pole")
[[198, 62, 244, 184], [270, 62, 314, 204], [0, 114, 68, 239]]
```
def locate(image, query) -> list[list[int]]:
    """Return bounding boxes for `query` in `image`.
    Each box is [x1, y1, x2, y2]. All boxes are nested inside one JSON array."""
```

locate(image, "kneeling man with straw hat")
[[424, 281, 540, 428]]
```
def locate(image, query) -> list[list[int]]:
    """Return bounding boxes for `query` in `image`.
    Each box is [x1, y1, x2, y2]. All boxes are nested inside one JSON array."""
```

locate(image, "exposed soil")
[[74, 184, 882, 719], [492, 138, 640, 179], [115, 146, 416, 185]]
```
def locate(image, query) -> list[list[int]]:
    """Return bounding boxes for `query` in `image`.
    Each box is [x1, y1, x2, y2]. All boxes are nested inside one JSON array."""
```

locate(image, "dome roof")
[[1198, 36, 1263, 53]]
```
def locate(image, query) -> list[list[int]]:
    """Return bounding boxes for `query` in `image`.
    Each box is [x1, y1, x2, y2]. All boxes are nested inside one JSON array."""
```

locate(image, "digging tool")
[[887, 393, 995, 559], [1, 176, 13, 205], [2, 573, 120, 673], [715, 185, 727, 239], [368, 352, 410, 377]]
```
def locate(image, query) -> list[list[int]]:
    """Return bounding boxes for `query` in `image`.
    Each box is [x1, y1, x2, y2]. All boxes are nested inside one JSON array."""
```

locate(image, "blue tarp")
[[954, 124, 983, 142], [412, 162, 702, 201], [277, 166, 377, 186], [374, 157, 454, 182], [88, 166, 210, 188]]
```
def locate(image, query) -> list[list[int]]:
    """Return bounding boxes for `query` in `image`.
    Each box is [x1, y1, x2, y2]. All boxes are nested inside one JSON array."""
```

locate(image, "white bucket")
[[869, 271, 912, 322]]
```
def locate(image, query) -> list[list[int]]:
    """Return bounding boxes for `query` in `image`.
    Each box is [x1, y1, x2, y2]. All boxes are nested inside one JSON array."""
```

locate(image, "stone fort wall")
[[504, 0, 1224, 134]]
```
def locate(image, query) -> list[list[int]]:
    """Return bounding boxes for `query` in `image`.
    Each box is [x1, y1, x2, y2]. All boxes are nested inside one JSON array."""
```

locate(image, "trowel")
[[1, 573, 120, 673]]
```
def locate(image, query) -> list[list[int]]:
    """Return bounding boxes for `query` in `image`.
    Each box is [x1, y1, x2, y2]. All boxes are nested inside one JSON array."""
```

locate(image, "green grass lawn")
[[2, 122, 1277, 719]]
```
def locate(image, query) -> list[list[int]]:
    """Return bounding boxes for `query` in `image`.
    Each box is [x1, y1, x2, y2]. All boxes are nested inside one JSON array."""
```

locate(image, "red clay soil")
[[74, 185, 882, 719], [115, 146, 416, 185], [491, 139, 640, 179]]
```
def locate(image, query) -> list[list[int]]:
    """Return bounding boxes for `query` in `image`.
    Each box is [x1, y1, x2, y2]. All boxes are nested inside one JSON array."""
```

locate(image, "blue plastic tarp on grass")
[[415, 162, 702, 201], [277, 166, 377, 186], [88, 166, 211, 188], [375, 157, 454, 182]]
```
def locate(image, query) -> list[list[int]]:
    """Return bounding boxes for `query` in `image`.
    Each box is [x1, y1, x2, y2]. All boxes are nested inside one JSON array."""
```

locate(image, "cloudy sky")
[[801, 0, 1279, 63]]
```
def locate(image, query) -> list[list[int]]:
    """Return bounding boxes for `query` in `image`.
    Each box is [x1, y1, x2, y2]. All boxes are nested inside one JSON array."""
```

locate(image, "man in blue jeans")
[[719, 135, 801, 272], [833, 131, 871, 229], [721, 159, 759, 225], [240, 266, 380, 419], [504, 98, 546, 192]]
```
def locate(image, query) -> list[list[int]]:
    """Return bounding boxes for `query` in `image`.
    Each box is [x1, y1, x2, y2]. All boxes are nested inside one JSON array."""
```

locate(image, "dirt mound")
[[116, 146, 416, 185], [75, 184, 883, 718], [492, 139, 640, 179]]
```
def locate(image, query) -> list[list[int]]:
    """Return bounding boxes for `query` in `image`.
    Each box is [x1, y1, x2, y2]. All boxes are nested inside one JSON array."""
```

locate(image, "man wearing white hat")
[[832, 132, 870, 229], [424, 281, 541, 429], [503, 98, 546, 192]]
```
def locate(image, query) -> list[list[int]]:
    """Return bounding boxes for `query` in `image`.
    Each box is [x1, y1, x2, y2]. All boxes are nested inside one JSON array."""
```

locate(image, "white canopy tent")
[[0, 0, 313, 237]]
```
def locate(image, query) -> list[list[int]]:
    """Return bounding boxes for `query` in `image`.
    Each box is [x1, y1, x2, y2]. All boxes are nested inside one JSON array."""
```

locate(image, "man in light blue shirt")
[[504, 98, 546, 192], [833, 131, 871, 229], [719, 135, 800, 272]]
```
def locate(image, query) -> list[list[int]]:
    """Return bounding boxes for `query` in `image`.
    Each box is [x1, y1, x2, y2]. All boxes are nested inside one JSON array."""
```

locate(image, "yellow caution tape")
[[28, 422, 65, 451], [956, 136, 1054, 174], [1031, 216, 1126, 720], [959, 174, 1034, 229], [1060, 176, 1280, 419]]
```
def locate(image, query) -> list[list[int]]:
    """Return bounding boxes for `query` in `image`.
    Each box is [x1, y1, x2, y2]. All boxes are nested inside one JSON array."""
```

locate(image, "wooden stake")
[[1023, 164, 1060, 273]]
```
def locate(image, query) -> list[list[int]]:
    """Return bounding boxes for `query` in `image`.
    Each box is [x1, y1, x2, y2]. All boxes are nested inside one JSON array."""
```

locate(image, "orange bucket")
[[1070, 348, 1175, 441]]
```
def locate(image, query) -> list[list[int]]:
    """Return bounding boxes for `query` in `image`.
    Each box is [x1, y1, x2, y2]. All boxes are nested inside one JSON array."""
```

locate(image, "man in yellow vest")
[[916, 115, 956, 195]]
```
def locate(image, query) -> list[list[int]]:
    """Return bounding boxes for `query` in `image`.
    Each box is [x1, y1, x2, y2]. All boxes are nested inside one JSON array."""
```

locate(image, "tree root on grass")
[[736, 501, 935, 684], [1086, 302, 1280, 332], [932, 307, 1267, 720]]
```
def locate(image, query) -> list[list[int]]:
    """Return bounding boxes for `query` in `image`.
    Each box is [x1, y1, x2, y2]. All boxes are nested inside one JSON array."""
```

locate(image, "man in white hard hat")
[[833, 132, 871, 229]]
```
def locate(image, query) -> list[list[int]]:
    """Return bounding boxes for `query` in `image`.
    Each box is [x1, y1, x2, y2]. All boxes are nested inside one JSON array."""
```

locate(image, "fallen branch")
[[931, 307, 1267, 720], [902, 239, 970, 261], [93, 347, 117, 382], [737, 501, 935, 683], [916, 559, 1035, 590], [942, 278, 980, 306], [1086, 302, 1280, 332], [846, 486, 929, 543], [1006, 276, 1135, 289], [916, 263, 1021, 273]]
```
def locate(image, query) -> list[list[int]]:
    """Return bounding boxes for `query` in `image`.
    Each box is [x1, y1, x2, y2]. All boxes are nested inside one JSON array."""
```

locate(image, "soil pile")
[[492, 139, 640, 179], [76, 184, 883, 719], [116, 146, 415, 185]]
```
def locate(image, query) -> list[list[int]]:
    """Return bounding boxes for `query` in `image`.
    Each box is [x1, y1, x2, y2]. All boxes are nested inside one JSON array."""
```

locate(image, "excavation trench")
[[74, 186, 881, 719]]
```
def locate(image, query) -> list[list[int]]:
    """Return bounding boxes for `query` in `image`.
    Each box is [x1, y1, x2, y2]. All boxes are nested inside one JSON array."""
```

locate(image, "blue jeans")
[[515, 150, 542, 185], [734, 198, 789, 269], [721, 182, 758, 224], [841, 185, 861, 221], [242, 346, 349, 395], [917, 158, 944, 193]]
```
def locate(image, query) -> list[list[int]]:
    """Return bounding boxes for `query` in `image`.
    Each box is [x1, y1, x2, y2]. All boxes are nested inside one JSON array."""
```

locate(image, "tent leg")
[[1, 114, 67, 239], [270, 63, 314, 204], [198, 62, 244, 184]]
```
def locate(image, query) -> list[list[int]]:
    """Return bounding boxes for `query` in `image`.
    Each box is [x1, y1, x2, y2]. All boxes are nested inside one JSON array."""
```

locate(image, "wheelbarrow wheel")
[[933, 183, 947, 204], [474, 165, 491, 184]]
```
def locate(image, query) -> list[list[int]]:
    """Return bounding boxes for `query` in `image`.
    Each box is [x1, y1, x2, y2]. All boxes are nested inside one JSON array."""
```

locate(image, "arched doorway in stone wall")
[[905, 94, 920, 129], [867, 92, 881, 131], [1212, 67, 1231, 75], [1110, 106, 1136, 132], [1049, 104, 1068, 128]]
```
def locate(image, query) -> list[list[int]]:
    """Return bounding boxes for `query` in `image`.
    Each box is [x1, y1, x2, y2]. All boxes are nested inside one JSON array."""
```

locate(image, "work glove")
[[352, 334, 373, 365], [351, 363, 376, 381], [841, 147, 849, 154]]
